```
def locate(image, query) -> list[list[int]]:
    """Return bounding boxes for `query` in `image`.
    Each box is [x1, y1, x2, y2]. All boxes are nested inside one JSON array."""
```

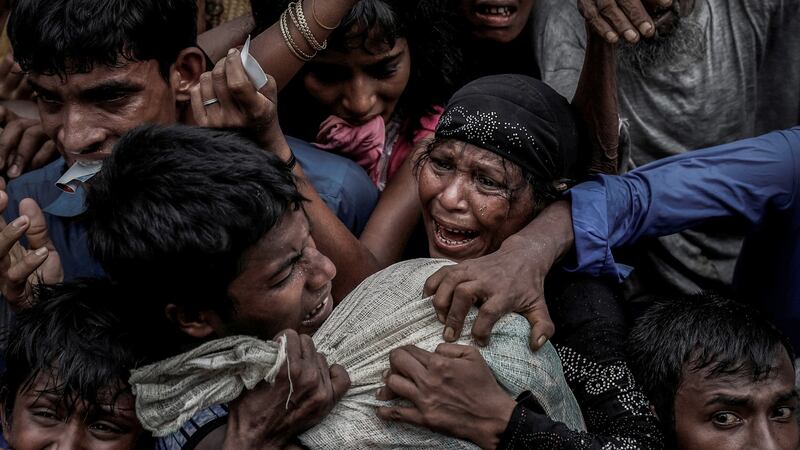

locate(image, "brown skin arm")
[[197, 0, 357, 91], [572, 25, 619, 175], [359, 145, 426, 268], [249, 0, 358, 91]]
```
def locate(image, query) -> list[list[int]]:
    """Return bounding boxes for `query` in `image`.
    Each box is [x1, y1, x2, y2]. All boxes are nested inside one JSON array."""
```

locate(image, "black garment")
[[498, 274, 663, 449]]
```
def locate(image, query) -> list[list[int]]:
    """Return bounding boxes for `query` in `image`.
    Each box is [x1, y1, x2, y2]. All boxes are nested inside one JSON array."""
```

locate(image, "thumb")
[[329, 364, 351, 403], [19, 198, 54, 250], [523, 302, 556, 351]]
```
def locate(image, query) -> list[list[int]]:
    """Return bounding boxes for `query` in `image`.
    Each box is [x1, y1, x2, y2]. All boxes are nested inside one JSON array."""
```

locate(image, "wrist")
[[474, 394, 517, 450]]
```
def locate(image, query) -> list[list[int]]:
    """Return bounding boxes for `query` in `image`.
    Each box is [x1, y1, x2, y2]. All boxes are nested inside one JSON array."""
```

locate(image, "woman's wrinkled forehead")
[[431, 139, 528, 183]]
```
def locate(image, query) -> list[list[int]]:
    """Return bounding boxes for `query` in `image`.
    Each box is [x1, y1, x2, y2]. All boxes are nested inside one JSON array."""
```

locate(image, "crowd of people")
[[0, 0, 796, 448]]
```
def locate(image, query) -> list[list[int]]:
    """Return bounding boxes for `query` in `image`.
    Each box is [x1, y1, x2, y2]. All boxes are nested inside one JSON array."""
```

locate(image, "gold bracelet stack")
[[280, 8, 315, 61], [311, 0, 339, 30], [279, 0, 328, 62], [289, 1, 327, 51]]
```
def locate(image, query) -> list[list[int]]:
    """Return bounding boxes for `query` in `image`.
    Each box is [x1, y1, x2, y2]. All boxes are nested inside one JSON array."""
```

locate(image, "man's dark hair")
[[85, 124, 305, 350], [628, 292, 795, 438], [1, 279, 152, 448], [8, 0, 198, 79]]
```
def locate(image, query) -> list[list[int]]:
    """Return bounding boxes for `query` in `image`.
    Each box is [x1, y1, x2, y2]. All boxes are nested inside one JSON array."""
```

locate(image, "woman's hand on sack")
[[190, 48, 281, 148], [223, 329, 351, 450], [376, 344, 516, 450], [425, 200, 575, 351]]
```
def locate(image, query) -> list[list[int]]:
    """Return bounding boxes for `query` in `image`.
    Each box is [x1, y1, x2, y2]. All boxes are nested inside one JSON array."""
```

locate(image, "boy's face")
[[2, 371, 144, 450], [673, 351, 800, 450], [223, 208, 337, 339]]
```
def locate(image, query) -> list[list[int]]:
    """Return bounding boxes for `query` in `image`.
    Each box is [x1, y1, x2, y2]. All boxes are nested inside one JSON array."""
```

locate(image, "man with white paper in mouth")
[[0, 0, 378, 317]]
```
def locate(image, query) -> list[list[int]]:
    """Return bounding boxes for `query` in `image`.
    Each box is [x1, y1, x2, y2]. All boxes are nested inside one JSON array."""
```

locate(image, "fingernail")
[[624, 29, 638, 42], [8, 165, 18, 178], [660, 0, 672, 6], [537, 335, 548, 349], [475, 337, 488, 347], [443, 327, 456, 341], [228, 48, 237, 55], [436, 313, 445, 323], [34, 247, 47, 256], [381, 369, 389, 380], [639, 22, 653, 35], [10, 216, 26, 228], [604, 31, 619, 43]]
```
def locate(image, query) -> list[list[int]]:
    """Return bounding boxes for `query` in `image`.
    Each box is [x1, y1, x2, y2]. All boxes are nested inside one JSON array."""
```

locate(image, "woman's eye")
[[90, 420, 125, 435], [429, 157, 452, 171], [35, 93, 61, 105], [371, 64, 399, 79], [477, 175, 499, 188], [711, 412, 743, 427], [772, 406, 796, 420]]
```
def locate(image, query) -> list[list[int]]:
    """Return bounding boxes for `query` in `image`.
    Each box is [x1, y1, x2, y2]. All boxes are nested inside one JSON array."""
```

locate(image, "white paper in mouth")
[[241, 35, 268, 90], [55, 160, 103, 193]]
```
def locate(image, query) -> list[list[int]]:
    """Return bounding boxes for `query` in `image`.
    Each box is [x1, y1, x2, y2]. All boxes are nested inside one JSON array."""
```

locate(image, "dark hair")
[[85, 124, 305, 349], [253, 0, 451, 140], [628, 292, 795, 440], [1, 280, 152, 448], [8, 0, 198, 79]]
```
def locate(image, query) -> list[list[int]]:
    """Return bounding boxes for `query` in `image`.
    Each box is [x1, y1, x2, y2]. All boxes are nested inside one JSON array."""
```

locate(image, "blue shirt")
[[566, 127, 800, 347]]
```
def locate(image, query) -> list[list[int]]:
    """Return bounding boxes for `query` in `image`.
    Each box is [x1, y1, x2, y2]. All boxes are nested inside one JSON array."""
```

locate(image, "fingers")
[[8, 124, 48, 178], [388, 346, 429, 382], [223, 49, 268, 121], [29, 140, 57, 171], [328, 363, 350, 402], [189, 73, 209, 126], [423, 265, 447, 298], [198, 71, 219, 123], [579, 0, 654, 43], [0, 214, 28, 268], [428, 267, 467, 324], [470, 301, 506, 347], [19, 198, 54, 251], [0, 119, 36, 171], [434, 342, 472, 359], [523, 303, 556, 351], [376, 405, 425, 425], [210, 56, 235, 119], [443, 281, 483, 342], [4, 247, 46, 304]]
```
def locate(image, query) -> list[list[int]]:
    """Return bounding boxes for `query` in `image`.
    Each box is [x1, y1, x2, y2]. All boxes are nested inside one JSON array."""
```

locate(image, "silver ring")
[[202, 98, 220, 107]]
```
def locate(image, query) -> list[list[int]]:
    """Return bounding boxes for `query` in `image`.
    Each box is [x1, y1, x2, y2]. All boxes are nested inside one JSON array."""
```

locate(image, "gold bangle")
[[280, 9, 315, 61], [311, 0, 340, 30], [290, 0, 327, 51]]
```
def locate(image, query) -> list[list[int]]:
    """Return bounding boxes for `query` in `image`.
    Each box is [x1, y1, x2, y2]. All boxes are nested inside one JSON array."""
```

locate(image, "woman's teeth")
[[435, 221, 478, 245], [305, 296, 329, 320], [477, 5, 513, 16]]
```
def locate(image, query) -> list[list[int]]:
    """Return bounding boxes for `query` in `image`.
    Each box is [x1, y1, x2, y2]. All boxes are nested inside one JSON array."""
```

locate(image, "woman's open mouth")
[[433, 220, 479, 247], [473, 2, 518, 27]]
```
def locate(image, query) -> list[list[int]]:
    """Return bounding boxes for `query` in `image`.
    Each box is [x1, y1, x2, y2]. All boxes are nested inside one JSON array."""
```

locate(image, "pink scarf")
[[313, 115, 386, 185]]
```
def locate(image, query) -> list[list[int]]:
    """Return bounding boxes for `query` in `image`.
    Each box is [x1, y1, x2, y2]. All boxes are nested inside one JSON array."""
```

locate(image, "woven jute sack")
[[299, 258, 585, 449]]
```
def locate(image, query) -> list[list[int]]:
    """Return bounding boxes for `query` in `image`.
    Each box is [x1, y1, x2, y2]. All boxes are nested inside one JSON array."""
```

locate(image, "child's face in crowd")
[[27, 60, 181, 166], [418, 140, 535, 262], [458, 0, 535, 43], [2, 372, 144, 450], [673, 351, 800, 450], [225, 208, 337, 339], [303, 33, 410, 125]]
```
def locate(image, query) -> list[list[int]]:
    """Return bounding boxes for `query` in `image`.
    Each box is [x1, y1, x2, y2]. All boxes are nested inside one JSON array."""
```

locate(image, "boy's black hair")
[[628, 292, 795, 439], [8, 0, 198, 79], [1, 279, 152, 447], [85, 124, 305, 355]]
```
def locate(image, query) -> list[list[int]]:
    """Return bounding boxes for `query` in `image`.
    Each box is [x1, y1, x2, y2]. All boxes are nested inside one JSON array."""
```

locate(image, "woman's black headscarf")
[[435, 74, 586, 187]]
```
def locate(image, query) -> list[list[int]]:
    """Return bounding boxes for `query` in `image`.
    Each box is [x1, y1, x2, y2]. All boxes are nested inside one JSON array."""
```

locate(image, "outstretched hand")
[[190, 48, 281, 147], [0, 193, 63, 311], [578, 0, 671, 43], [424, 201, 575, 351]]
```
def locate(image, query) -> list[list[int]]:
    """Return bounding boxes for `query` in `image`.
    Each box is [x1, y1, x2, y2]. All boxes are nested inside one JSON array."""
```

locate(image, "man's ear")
[[170, 47, 206, 103], [164, 304, 221, 339]]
